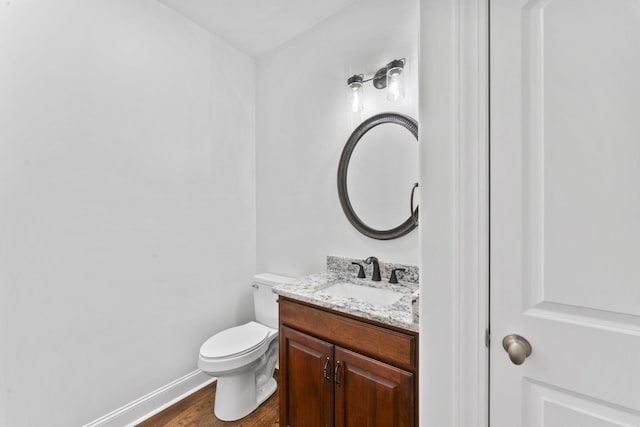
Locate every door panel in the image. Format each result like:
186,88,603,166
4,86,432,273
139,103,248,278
491,0,640,425
280,326,334,427
524,380,640,426
520,0,640,316
334,347,413,427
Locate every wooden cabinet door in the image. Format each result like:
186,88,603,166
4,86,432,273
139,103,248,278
334,347,414,427
280,326,334,427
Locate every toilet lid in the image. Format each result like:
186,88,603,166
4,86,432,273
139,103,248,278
200,322,269,359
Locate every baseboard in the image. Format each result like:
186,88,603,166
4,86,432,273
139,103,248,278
82,370,216,427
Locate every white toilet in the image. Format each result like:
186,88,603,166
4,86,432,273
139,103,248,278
198,273,293,421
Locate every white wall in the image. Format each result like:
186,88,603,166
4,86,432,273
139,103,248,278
256,0,419,276
0,1,255,426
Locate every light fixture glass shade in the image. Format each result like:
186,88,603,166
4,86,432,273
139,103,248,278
386,66,405,101
348,79,364,112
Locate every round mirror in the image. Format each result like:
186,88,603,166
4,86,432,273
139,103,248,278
337,112,419,240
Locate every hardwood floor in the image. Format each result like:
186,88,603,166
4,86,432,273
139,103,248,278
137,372,279,427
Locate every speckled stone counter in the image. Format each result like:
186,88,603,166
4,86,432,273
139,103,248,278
273,271,419,332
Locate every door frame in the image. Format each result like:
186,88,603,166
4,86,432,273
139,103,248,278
418,0,490,426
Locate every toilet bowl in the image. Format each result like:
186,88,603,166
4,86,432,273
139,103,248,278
198,273,293,421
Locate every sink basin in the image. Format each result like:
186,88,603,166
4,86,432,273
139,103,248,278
319,282,404,306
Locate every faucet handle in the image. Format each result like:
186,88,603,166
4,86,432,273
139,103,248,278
351,262,366,278
389,268,406,284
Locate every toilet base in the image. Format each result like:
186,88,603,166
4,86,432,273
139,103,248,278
256,376,277,407
213,373,277,421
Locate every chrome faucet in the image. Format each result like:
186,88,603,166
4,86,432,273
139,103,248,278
364,256,381,281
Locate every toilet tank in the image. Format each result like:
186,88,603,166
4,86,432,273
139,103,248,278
253,273,295,329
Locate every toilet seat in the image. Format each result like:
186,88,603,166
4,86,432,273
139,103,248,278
198,321,279,376
200,321,269,360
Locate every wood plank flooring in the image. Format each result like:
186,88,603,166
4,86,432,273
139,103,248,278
137,372,279,427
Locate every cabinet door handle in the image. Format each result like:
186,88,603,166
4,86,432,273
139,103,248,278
322,356,331,382
334,361,341,387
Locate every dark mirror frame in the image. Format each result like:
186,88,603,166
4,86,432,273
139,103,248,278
337,112,419,240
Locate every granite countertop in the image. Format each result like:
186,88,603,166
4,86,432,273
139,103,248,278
273,271,419,332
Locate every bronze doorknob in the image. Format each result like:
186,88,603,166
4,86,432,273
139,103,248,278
502,334,532,365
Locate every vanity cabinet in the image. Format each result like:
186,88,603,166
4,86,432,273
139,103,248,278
279,297,418,427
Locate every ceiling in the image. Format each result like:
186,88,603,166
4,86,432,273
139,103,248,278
157,0,361,57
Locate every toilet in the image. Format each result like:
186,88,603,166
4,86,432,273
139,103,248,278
198,273,293,421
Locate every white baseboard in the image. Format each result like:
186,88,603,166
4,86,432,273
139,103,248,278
82,370,216,427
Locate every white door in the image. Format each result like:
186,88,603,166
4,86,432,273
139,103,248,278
490,0,640,426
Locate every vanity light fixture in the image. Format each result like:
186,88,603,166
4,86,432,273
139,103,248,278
385,59,405,101
346,58,405,111
347,74,364,112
